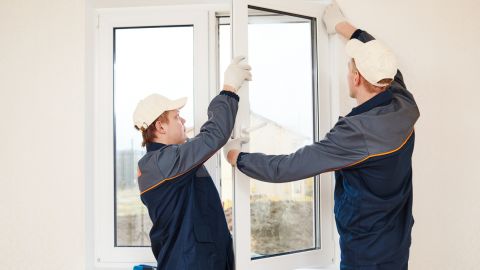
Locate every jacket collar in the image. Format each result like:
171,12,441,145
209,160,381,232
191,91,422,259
347,89,393,117
146,142,167,152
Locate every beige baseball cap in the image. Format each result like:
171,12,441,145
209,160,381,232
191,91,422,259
346,39,398,87
133,94,187,130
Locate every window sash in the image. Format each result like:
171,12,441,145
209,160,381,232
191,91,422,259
230,0,335,269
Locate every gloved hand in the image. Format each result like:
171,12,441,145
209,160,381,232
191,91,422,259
223,137,249,166
223,56,252,92
322,1,347,34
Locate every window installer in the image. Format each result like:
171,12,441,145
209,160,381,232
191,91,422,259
223,2,420,269
133,56,251,270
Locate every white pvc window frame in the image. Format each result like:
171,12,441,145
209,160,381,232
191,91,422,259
93,2,336,269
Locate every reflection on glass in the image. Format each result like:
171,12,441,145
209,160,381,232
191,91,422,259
218,8,317,258
114,26,194,246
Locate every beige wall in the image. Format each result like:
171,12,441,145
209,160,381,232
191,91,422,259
0,0,479,269
0,0,86,269
334,0,480,269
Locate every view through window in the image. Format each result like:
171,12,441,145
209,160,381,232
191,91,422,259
219,7,318,258
114,26,195,246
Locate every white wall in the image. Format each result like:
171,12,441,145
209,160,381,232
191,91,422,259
1,0,479,269
0,0,87,269
334,0,480,269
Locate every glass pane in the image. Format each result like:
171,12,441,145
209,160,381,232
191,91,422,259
114,26,194,247
218,9,318,258
247,8,316,258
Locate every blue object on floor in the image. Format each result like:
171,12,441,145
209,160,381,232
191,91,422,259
133,265,156,270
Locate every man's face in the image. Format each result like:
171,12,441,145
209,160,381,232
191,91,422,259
162,110,187,144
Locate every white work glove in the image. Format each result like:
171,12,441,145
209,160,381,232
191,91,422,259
322,1,347,34
223,56,252,92
223,137,249,166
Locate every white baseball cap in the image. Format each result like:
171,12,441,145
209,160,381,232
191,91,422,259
133,94,187,130
346,39,398,87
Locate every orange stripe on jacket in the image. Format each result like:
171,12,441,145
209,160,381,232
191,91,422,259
328,128,415,172
140,153,215,195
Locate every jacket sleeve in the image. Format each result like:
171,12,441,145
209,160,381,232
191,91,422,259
236,118,369,183
156,91,239,178
350,29,417,105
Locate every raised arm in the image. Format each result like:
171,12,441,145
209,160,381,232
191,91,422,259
170,91,240,171
326,5,416,104
155,57,251,178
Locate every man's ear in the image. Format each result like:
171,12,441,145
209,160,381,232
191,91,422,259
354,71,361,87
155,121,167,134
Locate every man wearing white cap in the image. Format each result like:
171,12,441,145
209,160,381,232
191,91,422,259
224,2,419,270
133,56,251,270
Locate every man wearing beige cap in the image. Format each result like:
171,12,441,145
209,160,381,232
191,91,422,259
133,56,251,270
224,2,419,270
